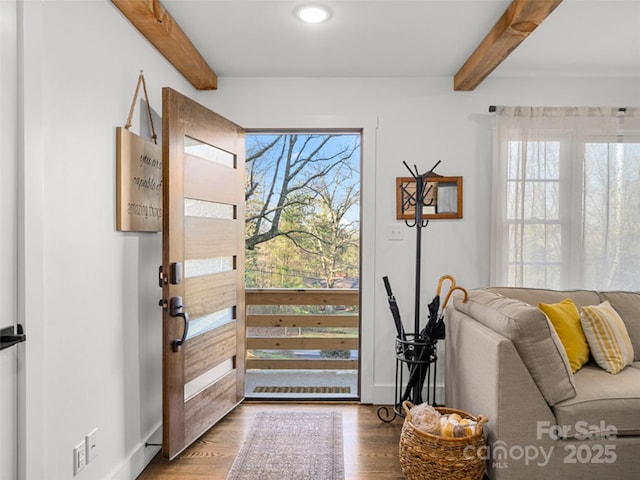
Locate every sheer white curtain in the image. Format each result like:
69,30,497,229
491,106,640,290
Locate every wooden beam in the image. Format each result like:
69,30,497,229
112,0,217,90
454,0,563,91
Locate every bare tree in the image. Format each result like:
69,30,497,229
245,134,359,250
285,162,360,288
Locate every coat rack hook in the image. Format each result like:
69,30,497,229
420,184,433,205
427,160,442,175
402,161,418,179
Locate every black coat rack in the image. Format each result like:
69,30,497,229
403,159,441,336
378,160,443,422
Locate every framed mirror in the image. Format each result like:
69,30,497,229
396,176,463,220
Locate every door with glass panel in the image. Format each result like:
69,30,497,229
161,87,245,459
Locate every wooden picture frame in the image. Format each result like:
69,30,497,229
396,176,463,220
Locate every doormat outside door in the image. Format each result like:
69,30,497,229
253,386,351,394
226,411,344,480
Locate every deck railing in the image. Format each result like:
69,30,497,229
245,288,359,370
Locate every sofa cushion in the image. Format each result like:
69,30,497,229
580,301,634,374
598,291,640,362
454,290,576,405
552,363,640,438
539,298,590,373
487,287,601,309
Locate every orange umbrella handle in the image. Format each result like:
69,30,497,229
436,275,456,297
442,285,469,310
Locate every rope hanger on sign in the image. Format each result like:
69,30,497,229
124,71,158,145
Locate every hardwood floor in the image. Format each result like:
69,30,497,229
137,402,406,480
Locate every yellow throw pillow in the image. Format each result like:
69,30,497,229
538,299,590,373
580,301,635,375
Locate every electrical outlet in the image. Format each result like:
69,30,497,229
74,440,86,475
388,225,404,241
86,428,98,463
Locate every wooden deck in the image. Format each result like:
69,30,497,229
137,402,405,479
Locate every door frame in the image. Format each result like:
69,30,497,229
15,1,47,478
1,3,20,477
245,118,376,403
243,129,363,399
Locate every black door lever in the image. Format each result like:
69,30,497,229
1,324,26,351
169,297,189,352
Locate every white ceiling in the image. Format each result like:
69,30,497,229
162,0,640,81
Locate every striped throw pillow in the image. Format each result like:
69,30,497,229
580,301,634,374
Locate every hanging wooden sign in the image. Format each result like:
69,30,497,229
116,127,162,231
116,71,162,232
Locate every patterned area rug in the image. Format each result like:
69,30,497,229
226,411,344,480
253,386,351,394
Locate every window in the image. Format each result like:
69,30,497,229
492,107,640,290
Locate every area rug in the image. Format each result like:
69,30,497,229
226,411,344,480
253,386,351,394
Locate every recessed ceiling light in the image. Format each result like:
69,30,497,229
295,4,332,24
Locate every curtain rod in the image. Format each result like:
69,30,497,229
488,105,627,113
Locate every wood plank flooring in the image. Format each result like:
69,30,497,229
137,402,405,479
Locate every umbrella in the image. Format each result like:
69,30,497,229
421,275,456,341
402,276,467,405
383,276,406,343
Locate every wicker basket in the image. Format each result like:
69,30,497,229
399,401,488,480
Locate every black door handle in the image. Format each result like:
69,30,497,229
169,297,189,352
1,324,26,351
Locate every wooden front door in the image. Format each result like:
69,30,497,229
161,87,245,459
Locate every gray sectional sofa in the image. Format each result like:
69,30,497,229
444,287,640,479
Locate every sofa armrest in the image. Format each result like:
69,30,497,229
445,306,556,449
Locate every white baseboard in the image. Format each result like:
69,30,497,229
108,424,162,480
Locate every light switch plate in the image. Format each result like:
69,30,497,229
388,225,404,241
74,440,86,475
86,428,98,463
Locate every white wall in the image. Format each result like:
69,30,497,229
194,75,638,405
17,1,639,479
21,2,191,479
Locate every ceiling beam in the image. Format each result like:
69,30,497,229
454,0,563,91
111,0,217,90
